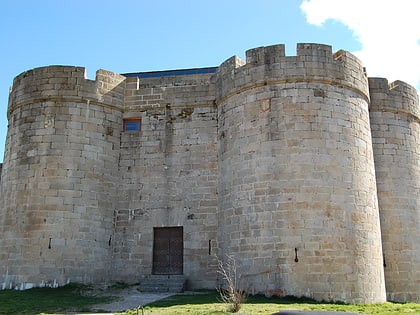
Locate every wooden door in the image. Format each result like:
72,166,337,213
152,227,183,275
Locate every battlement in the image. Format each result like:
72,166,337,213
368,77,419,119
243,43,335,66
245,44,286,65
216,43,369,102
8,66,125,117
1,43,418,303
296,43,333,58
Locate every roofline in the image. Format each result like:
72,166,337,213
122,67,218,79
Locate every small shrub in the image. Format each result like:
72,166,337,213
216,254,247,313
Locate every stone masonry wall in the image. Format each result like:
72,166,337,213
112,73,219,289
216,44,386,303
0,43,418,303
0,66,124,289
369,78,420,302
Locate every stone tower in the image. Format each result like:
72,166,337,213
0,66,125,288
369,78,420,302
216,44,386,303
0,43,418,304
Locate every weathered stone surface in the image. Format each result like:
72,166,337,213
0,43,418,304
368,78,420,302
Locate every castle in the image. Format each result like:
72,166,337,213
0,43,418,304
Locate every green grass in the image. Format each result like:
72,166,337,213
122,292,420,315
0,283,115,315
0,286,418,315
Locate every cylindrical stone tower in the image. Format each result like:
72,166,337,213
216,44,386,303
0,66,125,289
369,78,420,303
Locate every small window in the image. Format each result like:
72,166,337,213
123,118,141,131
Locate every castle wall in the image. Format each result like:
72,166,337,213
216,44,386,303
369,78,420,302
0,42,418,304
112,73,219,289
0,66,124,288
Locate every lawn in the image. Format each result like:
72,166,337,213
0,283,114,315
125,292,420,315
0,285,418,315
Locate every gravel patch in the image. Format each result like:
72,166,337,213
91,287,174,313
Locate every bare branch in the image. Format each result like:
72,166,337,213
215,254,247,313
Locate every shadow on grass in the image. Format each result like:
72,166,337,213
145,292,419,315
0,283,115,315
147,291,326,308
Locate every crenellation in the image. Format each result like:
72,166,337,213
368,75,419,302
296,43,333,58
245,44,286,65
0,42,418,303
369,78,420,121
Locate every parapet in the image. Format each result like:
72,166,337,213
246,44,286,65
8,65,125,118
216,43,369,102
368,77,419,120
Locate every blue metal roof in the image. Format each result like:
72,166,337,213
122,67,218,79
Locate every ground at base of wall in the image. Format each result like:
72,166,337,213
89,285,175,312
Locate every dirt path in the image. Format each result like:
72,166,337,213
81,285,174,314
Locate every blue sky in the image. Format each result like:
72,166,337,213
1,0,419,162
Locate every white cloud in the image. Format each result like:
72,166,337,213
301,0,420,91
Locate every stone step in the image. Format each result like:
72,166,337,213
137,275,185,293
